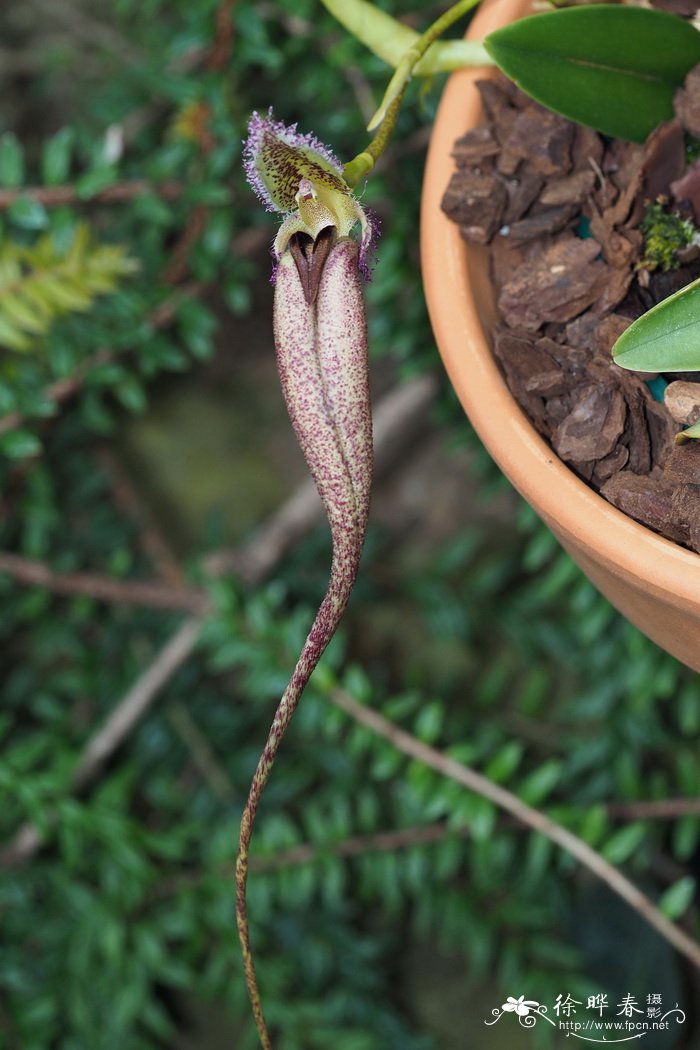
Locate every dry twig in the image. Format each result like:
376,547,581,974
0,180,185,209
149,797,700,904
0,552,208,614
329,687,700,971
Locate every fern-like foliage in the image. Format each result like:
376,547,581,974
0,223,138,352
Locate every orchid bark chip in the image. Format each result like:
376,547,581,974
238,111,374,1047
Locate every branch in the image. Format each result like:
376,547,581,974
254,797,700,870
150,799,700,903
252,820,458,872
0,180,185,210
207,0,237,72
149,821,464,902
1,375,436,615
607,798,700,821
0,553,208,614
328,687,700,971
0,375,439,867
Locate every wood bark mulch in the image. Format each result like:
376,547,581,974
441,67,700,554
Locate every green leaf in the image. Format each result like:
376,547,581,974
0,224,137,352
484,6,700,143
132,193,173,226
115,376,147,413
224,280,252,316
1,293,48,334
518,759,562,805
0,133,24,187
0,312,32,352
485,741,523,783
523,831,553,883
414,700,443,744
37,274,92,311
75,166,118,199
178,297,216,359
0,430,42,459
8,197,50,231
578,804,607,847
42,128,74,186
673,815,700,860
613,277,700,372
658,876,695,920
676,419,700,444
602,822,647,865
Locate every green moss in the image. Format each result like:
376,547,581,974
639,202,696,272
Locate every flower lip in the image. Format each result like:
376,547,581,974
289,228,337,306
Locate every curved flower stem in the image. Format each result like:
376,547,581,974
343,0,484,187
235,533,364,1047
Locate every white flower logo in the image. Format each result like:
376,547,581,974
502,995,540,1017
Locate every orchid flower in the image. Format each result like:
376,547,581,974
238,111,374,1048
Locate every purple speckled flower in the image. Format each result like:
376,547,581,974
244,109,374,272
237,112,373,1050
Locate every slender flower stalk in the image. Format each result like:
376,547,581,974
239,113,373,1047
343,0,483,188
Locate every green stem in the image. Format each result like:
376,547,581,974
343,96,403,188
343,0,484,188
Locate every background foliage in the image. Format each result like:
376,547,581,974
0,2,699,1048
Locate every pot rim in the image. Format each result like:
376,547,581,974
420,0,700,614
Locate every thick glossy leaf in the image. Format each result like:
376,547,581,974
613,277,700,373
484,6,700,143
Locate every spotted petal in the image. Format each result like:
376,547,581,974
244,110,348,213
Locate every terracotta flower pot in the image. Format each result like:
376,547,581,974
421,0,700,672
